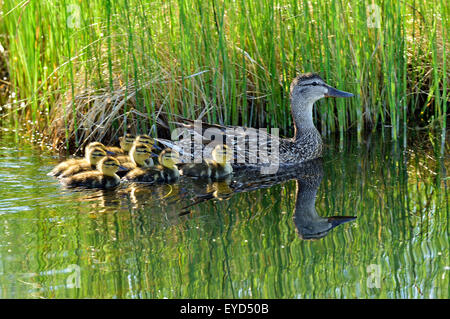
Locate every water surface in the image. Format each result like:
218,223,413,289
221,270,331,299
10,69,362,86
0,129,448,298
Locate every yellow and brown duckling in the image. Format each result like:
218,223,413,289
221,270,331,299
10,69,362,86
48,142,108,177
60,156,123,189
179,144,233,179
59,147,107,178
123,149,180,183
117,143,154,178
118,133,136,153
115,134,158,165
136,134,161,166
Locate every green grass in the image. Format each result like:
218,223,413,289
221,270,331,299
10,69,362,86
0,0,448,150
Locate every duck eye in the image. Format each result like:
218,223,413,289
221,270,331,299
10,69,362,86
311,82,318,86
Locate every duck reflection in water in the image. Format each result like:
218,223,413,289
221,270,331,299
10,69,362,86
181,158,356,240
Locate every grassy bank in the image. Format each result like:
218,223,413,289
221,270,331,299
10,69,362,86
0,0,448,151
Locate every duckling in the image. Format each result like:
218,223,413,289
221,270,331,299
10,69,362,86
118,133,136,153
179,144,233,179
60,156,122,189
115,134,156,165
135,134,161,166
123,149,180,183
135,134,156,148
48,142,108,177
59,147,107,178
117,143,153,178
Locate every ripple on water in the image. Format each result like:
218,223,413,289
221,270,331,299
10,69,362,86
0,131,448,298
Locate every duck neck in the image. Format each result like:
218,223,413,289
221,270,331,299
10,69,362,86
291,99,317,140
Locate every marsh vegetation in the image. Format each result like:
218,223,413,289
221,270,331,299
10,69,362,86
0,0,447,151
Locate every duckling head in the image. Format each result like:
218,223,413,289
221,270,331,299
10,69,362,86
135,135,155,148
119,133,136,152
130,143,152,166
97,157,121,176
211,144,233,166
85,141,106,155
159,149,180,169
88,147,107,165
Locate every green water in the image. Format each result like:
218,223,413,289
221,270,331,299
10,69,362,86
0,129,448,299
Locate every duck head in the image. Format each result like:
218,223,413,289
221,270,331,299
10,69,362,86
290,73,353,130
135,135,161,150
290,73,353,103
119,133,136,152
159,149,181,169
86,147,107,165
130,143,153,166
97,157,121,176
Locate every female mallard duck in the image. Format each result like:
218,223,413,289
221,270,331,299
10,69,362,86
48,142,108,177
123,149,180,183
179,144,233,179
117,143,153,177
157,73,353,171
59,147,107,178
60,156,122,189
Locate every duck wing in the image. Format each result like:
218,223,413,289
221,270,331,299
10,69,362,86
156,118,285,168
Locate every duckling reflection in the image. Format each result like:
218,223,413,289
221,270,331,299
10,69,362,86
71,189,122,214
179,177,233,215
121,183,182,209
180,159,356,239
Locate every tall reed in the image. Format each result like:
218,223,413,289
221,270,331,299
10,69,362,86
0,0,447,150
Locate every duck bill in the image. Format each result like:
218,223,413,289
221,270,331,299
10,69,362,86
105,150,116,155
328,216,357,228
325,85,354,98
117,165,128,172
152,144,162,151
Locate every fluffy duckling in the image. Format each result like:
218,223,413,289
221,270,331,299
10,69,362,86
137,135,161,166
135,134,156,148
60,156,122,189
118,133,136,153
117,143,153,178
48,142,108,177
179,144,233,179
115,134,156,165
123,149,180,183
59,147,107,178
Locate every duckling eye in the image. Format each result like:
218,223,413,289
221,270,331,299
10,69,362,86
311,82,319,86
